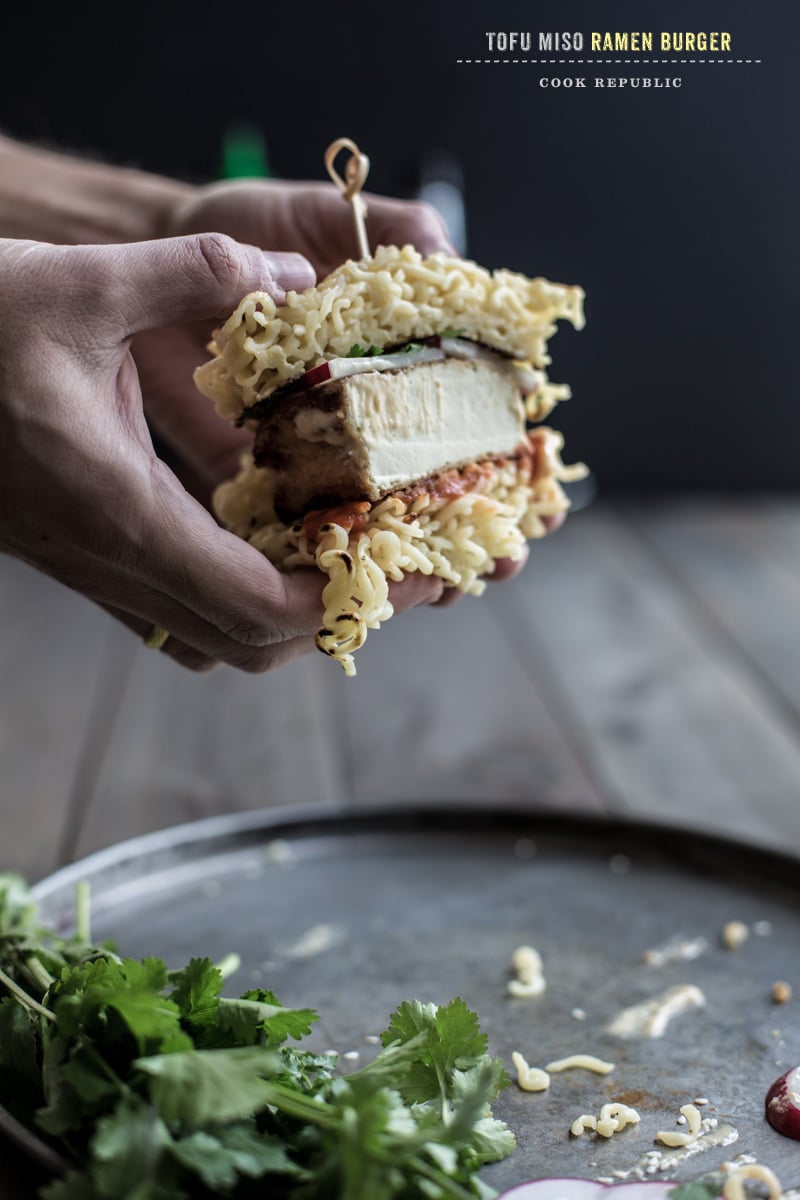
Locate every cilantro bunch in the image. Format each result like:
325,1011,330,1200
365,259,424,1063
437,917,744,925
0,874,514,1200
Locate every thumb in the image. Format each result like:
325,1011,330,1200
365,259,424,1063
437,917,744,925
73,234,315,337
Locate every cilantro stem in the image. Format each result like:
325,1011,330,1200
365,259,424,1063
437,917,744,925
26,954,55,992
259,1081,341,1130
75,880,91,944
409,1155,480,1199
435,1062,451,1124
84,1041,129,1095
0,964,55,1020
215,952,241,979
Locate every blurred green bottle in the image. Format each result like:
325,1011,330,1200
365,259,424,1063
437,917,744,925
220,123,272,179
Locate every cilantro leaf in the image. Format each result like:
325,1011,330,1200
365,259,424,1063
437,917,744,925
61,1047,121,1109
40,1172,101,1200
51,958,182,1053
668,1184,722,1200
381,997,489,1106
134,1046,280,1126
438,327,468,338
217,990,317,1046
170,1121,298,1189
448,1063,515,1163
168,957,222,1027
37,1030,84,1136
0,995,40,1087
106,993,182,1053
90,1094,172,1198
347,343,383,357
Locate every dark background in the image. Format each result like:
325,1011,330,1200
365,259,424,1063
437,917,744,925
1,0,796,492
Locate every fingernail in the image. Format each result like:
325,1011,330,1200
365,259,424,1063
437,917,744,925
263,251,316,301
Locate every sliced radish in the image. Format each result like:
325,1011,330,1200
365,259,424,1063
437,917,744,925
301,361,333,388
438,336,487,359
301,346,444,389
765,1065,800,1139
497,1180,679,1200
295,336,540,396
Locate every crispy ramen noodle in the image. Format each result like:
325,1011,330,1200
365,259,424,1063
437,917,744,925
545,1054,615,1074
511,1051,551,1092
571,1102,641,1139
723,1164,782,1200
194,244,585,422
214,428,582,675
656,1103,703,1147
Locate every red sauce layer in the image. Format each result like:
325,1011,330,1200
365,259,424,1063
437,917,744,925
302,501,371,544
300,435,539,544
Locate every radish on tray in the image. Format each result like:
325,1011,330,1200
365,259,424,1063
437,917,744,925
497,1180,682,1200
765,1065,800,1139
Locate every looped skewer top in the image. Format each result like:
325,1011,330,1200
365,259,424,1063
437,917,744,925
324,137,371,260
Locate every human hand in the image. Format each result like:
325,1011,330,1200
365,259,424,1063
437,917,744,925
134,180,454,491
0,235,445,672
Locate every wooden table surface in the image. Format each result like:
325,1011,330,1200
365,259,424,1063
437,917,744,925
1,496,799,1195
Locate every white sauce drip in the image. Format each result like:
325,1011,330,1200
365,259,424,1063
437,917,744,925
643,936,709,967
607,984,706,1039
280,923,344,959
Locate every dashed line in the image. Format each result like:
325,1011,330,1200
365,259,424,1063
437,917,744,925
455,58,762,64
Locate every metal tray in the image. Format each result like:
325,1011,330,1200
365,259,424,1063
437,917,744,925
3,806,800,1192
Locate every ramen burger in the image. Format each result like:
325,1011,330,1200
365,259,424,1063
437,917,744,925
194,244,586,675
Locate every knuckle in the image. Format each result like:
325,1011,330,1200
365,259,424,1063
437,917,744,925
230,642,301,674
191,232,247,293
239,652,277,675
168,647,219,673
216,615,278,649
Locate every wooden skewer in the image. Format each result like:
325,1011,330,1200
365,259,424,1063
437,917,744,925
324,137,371,260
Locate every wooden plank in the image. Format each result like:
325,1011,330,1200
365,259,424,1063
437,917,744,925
0,557,121,881
490,504,800,850
628,498,800,719
338,573,605,812
70,642,346,860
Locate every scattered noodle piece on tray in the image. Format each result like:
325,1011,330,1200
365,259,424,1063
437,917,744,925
545,1054,615,1074
571,1102,640,1138
512,1051,551,1092
723,1164,782,1200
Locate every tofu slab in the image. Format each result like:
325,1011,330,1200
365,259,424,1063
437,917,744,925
253,357,527,519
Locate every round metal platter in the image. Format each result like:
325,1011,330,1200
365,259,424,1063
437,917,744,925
3,806,800,1192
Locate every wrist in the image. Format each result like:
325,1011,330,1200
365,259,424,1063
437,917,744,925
0,135,195,244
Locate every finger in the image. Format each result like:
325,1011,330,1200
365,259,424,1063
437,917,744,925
430,586,462,610
260,250,316,294
489,545,530,583
69,235,315,336
98,583,320,673
96,603,220,672
99,528,325,660
485,515,566,585
133,325,251,485
366,195,456,257
542,511,566,535
387,571,446,613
